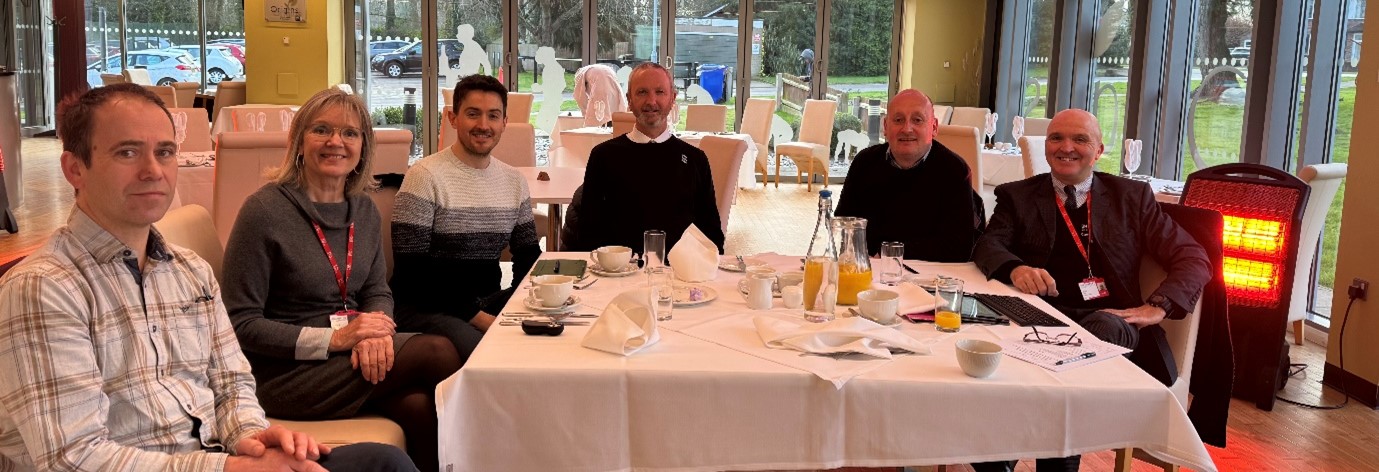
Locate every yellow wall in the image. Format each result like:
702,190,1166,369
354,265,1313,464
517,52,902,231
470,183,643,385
904,0,987,106
243,0,344,105
1327,28,1379,384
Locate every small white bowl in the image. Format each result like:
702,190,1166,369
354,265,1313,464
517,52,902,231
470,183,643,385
955,338,1003,379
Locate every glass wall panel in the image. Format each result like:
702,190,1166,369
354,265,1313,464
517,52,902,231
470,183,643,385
1023,0,1056,119
752,0,818,180
1311,0,1366,319
673,0,743,132
365,0,424,152
1181,0,1256,176
434,0,504,159
519,0,583,164
123,2,208,88
825,0,894,163
84,1,127,86
1091,0,1135,174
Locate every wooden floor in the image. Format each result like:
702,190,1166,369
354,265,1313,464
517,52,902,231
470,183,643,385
4,137,1378,471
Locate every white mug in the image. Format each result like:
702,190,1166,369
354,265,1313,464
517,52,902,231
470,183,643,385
743,272,774,310
591,245,632,272
856,289,900,325
781,285,804,309
532,275,575,307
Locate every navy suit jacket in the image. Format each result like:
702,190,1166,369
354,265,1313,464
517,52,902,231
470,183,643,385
974,172,1210,316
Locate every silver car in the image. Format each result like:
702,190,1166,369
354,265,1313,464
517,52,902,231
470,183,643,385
86,50,201,87
167,45,245,84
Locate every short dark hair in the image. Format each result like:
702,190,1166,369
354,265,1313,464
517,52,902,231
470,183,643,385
452,74,508,113
57,83,172,167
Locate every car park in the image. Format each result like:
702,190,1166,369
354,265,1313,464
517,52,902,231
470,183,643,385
369,40,411,59
166,44,245,83
86,50,200,88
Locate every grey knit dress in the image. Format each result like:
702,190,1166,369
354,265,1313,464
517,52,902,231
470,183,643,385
222,183,414,420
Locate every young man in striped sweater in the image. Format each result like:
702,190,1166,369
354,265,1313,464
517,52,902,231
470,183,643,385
391,74,542,360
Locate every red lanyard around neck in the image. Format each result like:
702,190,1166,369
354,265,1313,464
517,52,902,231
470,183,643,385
312,221,355,310
1054,190,1093,276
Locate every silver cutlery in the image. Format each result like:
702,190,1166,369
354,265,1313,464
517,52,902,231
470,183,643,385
736,255,747,271
575,279,599,290
503,313,599,319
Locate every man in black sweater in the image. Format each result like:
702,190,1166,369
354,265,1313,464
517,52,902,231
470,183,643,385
834,89,985,262
568,62,725,254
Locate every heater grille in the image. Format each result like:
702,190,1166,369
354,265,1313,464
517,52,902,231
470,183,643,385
1183,178,1303,309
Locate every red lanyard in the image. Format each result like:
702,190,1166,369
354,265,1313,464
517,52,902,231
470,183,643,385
312,221,355,310
1054,190,1094,276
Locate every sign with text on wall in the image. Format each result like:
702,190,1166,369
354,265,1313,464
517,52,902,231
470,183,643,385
265,0,306,23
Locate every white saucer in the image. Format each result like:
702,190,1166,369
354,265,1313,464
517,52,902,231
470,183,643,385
673,283,718,307
590,263,639,277
718,256,765,272
523,294,582,313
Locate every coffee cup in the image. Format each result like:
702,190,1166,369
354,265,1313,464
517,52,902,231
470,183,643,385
781,285,804,309
532,275,575,307
591,246,633,272
955,339,1003,379
856,289,900,325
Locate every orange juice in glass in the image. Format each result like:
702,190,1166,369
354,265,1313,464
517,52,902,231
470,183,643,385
934,277,964,333
836,262,873,305
803,257,836,312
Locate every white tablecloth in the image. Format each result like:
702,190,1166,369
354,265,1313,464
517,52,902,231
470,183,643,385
982,148,1025,187
436,253,1217,471
210,104,299,138
171,151,216,210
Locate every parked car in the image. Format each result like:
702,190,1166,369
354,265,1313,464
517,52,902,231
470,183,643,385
86,50,200,88
166,44,245,83
217,43,247,65
208,38,246,47
369,40,410,59
86,45,105,66
126,36,172,51
370,40,463,78
1229,47,1251,59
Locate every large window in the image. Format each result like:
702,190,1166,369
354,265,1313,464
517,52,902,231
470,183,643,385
1023,0,1056,118
1091,0,1136,175
1181,0,1256,176
81,0,245,93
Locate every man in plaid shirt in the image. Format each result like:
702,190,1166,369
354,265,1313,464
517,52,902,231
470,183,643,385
0,84,415,471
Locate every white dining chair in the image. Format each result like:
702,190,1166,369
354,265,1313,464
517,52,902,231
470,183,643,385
935,124,993,217
1018,135,1050,178
684,104,728,133
931,104,953,125
1286,163,1347,345
739,98,777,187
698,135,749,233
168,108,214,153
1022,117,1051,136
774,99,837,191
949,106,990,131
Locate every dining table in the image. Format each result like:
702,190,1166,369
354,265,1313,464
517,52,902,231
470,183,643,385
435,252,1217,472
517,166,585,251
210,104,299,138
170,151,216,211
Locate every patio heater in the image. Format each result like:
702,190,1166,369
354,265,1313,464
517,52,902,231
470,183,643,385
1181,163,1309,411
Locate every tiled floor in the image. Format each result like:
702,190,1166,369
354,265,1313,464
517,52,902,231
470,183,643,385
3,137,1378,471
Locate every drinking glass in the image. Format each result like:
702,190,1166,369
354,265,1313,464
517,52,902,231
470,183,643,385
879,241,905,285
648,266,675,321
643,230,666,272
934,277,964,333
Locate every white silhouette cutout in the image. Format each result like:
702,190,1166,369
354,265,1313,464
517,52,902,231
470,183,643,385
454,24,491,78
532,47,565,133
770,114,794,151
833,129,870,163
172,112,188,146
684,83,714,105
440,47,462,88
616,65,633,91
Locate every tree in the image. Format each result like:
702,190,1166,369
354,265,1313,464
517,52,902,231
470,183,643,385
759,3,813,77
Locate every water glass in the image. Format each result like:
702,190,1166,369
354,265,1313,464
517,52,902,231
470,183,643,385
879,241,905,284
648,266,675,321
643,230,667,271
934,277,964,333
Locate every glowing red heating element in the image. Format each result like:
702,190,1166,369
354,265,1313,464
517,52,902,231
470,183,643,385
1184,180,1301,309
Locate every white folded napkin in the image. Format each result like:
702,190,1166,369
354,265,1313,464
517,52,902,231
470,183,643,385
668,224,719,282
754,316,931,360
581,289,661,356
894,281,937,315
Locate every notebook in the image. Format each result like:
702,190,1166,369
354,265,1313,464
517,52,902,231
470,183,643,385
530,259,588,278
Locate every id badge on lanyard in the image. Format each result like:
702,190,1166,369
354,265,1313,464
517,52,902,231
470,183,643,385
330,310,360,329
313,220,358,324
1056,190,1108,301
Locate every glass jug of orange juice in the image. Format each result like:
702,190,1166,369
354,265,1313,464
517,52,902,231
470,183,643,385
832,217,872,305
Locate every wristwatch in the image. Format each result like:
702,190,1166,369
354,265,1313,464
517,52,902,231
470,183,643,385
1146,294,1178,319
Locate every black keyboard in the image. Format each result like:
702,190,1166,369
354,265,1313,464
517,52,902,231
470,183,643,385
969,293,1068,327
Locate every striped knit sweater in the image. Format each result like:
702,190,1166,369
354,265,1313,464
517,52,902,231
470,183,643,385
390,147,541,319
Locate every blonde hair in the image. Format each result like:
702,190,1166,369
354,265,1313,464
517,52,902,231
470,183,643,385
272,88,378,194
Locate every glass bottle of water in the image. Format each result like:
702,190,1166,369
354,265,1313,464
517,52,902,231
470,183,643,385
803,190,839,321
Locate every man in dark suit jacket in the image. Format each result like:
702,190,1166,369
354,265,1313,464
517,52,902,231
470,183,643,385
971,109,1211,472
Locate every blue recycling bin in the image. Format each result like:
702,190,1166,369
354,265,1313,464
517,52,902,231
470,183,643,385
697,64,726,104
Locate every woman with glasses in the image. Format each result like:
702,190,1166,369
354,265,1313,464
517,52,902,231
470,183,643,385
221,88,457,471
